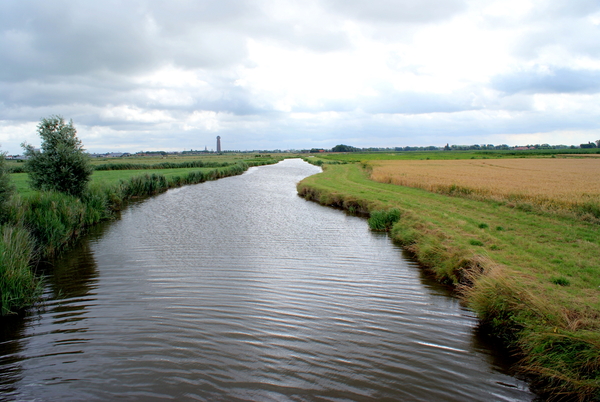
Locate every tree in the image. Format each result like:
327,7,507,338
22,116,93,197
332,144,358,152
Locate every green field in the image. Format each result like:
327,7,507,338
298,160,600,400
9,154,284,196
317,148,600,162
11,167,232,196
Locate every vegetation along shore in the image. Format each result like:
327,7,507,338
298,151,600,401
0,117,282,317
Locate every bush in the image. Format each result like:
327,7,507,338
22,116,93,198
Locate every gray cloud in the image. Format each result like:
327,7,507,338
0,0,599,154
492,68,600,94
0,1,254,82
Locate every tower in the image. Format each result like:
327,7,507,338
216,136,221,153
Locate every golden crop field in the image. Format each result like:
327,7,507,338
369,158,600,219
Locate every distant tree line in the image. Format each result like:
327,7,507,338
331,144,360,152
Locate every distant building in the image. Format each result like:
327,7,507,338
217,136,221,153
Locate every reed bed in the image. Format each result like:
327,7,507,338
370,159,600,221
94,159,231,171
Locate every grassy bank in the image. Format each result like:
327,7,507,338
1,157,280,315
298,162,600,400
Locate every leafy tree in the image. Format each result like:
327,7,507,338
22,116,93,197
332,144,358,152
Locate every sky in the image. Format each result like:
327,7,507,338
1,0,600,154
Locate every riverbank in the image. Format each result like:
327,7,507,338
297,162,600,400
1,158,281,316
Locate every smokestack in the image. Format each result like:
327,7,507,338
216,136,221,153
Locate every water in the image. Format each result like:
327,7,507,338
0,159,535,401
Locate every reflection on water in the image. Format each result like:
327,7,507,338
0,159,535,401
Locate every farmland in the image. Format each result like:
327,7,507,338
298,153,600,400
369,158,600,222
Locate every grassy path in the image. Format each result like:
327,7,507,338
298,163,600,400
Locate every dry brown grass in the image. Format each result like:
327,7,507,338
370,159,600,220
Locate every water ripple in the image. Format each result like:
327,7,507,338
0,159,534,401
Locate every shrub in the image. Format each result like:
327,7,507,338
22,116,93,198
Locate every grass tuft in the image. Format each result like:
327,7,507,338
551,277,571,287
368,208,401,231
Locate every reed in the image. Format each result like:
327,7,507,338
0,225,40,315
94,160,231,171
17,191,86,255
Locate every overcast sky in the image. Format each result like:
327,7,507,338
1,0,599,153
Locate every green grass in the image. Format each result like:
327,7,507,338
11,166,253,196
368,209,401,231
316,148,600,163
6,153,284,172
0,225,41,316
297,163,600,400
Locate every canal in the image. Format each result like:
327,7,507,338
0,159,534,401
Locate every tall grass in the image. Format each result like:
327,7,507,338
94,159,231,171
0,225,40,315
17,192,86,255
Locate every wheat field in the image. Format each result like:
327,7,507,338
370,158,600,219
